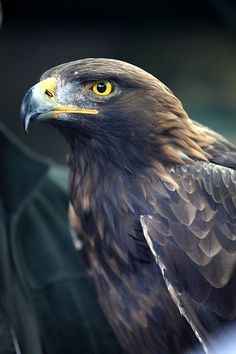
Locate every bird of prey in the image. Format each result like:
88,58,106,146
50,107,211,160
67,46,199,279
21,58,236,354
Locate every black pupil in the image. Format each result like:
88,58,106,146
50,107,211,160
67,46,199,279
97,82,107,93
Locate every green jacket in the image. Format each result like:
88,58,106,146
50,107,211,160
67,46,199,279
0,124,122,354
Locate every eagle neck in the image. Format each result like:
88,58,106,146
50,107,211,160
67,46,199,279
67,139,140,218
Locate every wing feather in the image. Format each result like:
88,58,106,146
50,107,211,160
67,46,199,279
141,161,236,323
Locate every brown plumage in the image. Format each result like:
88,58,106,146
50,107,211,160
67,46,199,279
21,58,236,354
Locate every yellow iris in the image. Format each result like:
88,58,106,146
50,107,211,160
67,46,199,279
89,81,113,96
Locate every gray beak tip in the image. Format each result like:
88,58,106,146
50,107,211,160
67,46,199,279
20,88,33,134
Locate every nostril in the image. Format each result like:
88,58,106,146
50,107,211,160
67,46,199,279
45,89,53,97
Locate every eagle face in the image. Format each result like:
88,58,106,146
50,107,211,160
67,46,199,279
21,58,159,129
21,58,195,172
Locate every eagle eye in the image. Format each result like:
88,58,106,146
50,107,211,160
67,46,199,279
86,80,113,96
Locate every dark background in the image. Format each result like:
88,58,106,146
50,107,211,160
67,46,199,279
1,0,236,164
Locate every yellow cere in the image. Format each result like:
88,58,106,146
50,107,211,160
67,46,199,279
35,77,99,116
90,81,113,96
39,77,57,98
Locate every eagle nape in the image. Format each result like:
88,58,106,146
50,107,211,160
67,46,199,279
21,58,236,354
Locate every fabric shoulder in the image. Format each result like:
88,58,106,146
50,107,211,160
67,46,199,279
48,163,69,192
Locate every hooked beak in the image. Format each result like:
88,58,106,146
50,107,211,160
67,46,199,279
20,77,99,133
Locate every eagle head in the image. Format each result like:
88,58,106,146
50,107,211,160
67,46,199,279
21,58,212,174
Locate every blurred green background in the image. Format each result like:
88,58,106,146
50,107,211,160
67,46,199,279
1,0,236,164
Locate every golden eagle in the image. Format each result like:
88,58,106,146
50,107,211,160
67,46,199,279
21,58,236,354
